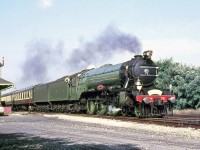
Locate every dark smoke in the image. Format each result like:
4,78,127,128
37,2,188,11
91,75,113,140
20,25,141,86
67,26,141,72
21,40,64,85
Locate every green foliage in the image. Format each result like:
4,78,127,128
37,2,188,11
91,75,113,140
155,58,200,109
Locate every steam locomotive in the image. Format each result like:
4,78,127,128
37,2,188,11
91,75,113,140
0,50,175,117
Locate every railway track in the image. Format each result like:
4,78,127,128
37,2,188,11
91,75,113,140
140,116,200,129
62,113,200,129
15,111,200,129
95,114,200,129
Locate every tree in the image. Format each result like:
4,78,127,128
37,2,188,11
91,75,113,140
155,58,200,109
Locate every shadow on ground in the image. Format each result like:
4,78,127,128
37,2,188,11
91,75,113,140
0,133,141,150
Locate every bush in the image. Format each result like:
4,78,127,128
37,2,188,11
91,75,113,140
155,58,200,109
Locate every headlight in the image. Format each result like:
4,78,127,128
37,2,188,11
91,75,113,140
143,97,150,104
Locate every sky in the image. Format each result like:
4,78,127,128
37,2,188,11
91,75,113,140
0,0,200,89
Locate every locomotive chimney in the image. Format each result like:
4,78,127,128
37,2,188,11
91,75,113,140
2,57,4,66
143,50,153,59
0,57,4,85
0,57,4,67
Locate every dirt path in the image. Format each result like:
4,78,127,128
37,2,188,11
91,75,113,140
0,113,199,150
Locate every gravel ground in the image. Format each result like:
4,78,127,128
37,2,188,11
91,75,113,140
0,112,199,150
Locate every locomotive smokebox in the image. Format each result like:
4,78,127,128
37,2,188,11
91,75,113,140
121,50,157,87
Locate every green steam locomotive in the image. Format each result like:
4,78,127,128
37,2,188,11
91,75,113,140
0,50,175,117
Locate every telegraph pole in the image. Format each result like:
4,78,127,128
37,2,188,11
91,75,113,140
0,57,4,96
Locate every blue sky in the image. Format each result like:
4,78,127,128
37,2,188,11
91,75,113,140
0,0,200,88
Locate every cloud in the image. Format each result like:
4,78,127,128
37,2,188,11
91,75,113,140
38,0,53,9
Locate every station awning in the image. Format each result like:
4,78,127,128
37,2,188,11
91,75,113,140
0,78,14,91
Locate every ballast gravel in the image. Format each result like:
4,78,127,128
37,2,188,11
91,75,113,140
0,112,199,150
43,113,200,140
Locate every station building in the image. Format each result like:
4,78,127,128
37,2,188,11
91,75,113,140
0,58,14,95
